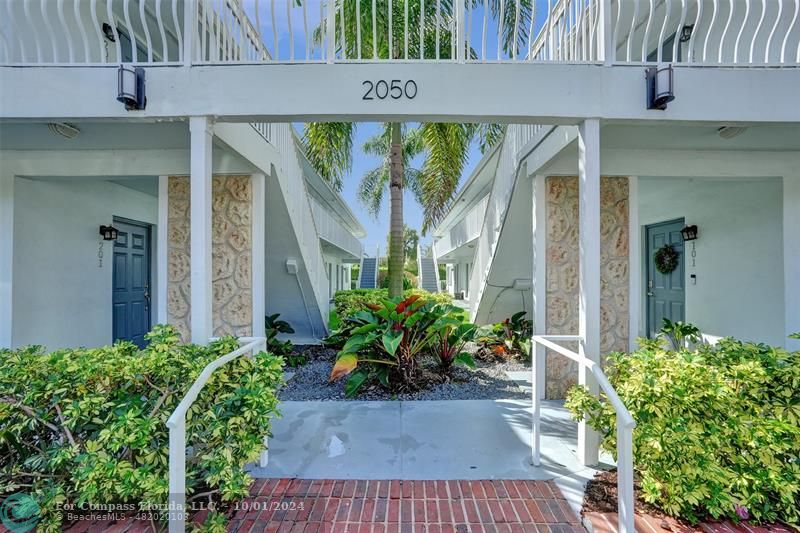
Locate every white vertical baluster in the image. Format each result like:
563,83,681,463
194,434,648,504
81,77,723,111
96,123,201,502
460,0,468,60
526,0,535,60
357,0,362,59
4,1,19,62
497,0,505,59
122,0,136,61
156,0,169,61
326,0,335,61
657,0,672,63
40,0,57,61
765,0,784,64
627,0,639,61
271,0,278,59
734,0,750,63
76,0,91,61
481,0,487,59
373,0,378,58
140,0,154,62
436,0,441,58
56,0,72,62
546,0,553,59
173,0,184,62
749,0,766,63
703,0,718,62
255,0,262,57
613,0,622,62
687,0,701,63
389,0,393,59
23,0,42,62
672,0,686,62
286,0,294,60
106,0,122,61
781,0,799,63
641,0,653,61
405,0,409,58
512,0,520,59
302,0,309,60
340,1,346,58
719,0,734,63
420,0,425,58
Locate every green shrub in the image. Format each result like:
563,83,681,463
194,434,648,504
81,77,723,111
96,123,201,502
0,325,284,531
332,288,452,320
566,334,800,525
265,313,296,360
476,311,533,360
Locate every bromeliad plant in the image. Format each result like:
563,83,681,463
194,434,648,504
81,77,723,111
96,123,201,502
477,311,533,360
329,295,437,396
427,304,477,371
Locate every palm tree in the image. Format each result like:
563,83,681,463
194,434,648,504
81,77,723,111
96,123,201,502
304,0,531,297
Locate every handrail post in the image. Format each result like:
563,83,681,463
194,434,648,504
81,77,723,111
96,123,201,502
599,0,614,64
617,422,634,533
183,0,197,66
530,339,541,466
168,421,187,533
456,0,466,62
326,0,336,63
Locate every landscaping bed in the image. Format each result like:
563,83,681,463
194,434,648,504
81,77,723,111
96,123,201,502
279,343,530,401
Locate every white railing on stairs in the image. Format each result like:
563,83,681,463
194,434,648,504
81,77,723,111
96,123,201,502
166,336,267,533
531,334,636,533
2,0,798,65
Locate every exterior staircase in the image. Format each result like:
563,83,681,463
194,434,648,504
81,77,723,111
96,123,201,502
419,256,440,293
358,257,378,289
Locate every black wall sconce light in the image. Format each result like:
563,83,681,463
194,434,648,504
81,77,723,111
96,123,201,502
681,224,698,241
117,65,146,111
99,225,119,241
646,64,675,110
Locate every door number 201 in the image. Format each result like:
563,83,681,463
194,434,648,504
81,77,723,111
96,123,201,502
362,79,418,100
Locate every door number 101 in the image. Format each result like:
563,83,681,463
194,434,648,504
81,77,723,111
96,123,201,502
362,79,418,100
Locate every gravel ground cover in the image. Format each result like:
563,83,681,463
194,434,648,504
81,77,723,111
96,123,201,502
279,344,530,401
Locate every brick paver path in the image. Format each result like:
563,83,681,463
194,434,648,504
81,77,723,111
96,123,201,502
58,479,583,532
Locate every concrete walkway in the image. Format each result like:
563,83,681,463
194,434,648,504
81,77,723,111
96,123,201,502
250,400,612,516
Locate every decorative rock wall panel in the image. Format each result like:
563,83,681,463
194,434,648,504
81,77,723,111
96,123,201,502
545,176,629,399
167,176,253,341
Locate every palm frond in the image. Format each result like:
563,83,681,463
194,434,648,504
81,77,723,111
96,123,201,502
419,122,471,233
302,122,356,192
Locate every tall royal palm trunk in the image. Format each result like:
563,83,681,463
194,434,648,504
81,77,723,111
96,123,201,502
388,122,404,298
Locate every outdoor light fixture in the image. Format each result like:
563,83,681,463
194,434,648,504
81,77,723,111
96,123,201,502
99,225,119,241
646,64,675,110
679,24,694,43
681,224,698,241
117,65,146,111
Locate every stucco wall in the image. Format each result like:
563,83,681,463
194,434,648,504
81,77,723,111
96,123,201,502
545,176,630,399
12,178,157,348
167,176,253,341
638,177,784,345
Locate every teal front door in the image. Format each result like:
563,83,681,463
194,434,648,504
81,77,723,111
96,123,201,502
646,218,685,337
112,219,152,348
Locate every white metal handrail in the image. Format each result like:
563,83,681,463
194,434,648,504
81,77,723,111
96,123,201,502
530,334,636,533
166,336,267,533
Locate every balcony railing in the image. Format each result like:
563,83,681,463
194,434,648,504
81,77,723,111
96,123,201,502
309,195,364,259
1,0,797,65
434,194,489,258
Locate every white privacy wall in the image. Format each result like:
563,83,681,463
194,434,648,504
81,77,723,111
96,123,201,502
638,177,784,346
12,178,157,349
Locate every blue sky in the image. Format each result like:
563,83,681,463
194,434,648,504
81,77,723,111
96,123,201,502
242,0,552,251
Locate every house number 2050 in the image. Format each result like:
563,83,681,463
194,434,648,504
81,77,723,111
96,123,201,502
362,80,418,100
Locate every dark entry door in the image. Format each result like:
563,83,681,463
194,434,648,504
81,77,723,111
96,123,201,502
646,218,685,337
112,219,151,348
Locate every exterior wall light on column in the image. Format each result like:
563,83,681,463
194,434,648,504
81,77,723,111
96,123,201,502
117,65,146,111
99,225,119,240
681,224,698,241
645,65,675,110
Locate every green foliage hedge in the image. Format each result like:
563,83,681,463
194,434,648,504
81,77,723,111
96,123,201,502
0,325,284,531
332,288,452,320
566,336,800,525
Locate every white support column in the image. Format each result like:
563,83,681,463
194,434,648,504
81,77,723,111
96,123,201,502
578,119,601,466
531,173,547,466
628,176,641,350
189,117,213,344
785,175,800,350
0,173,13,348
252,173,266,339
157,176,169,325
